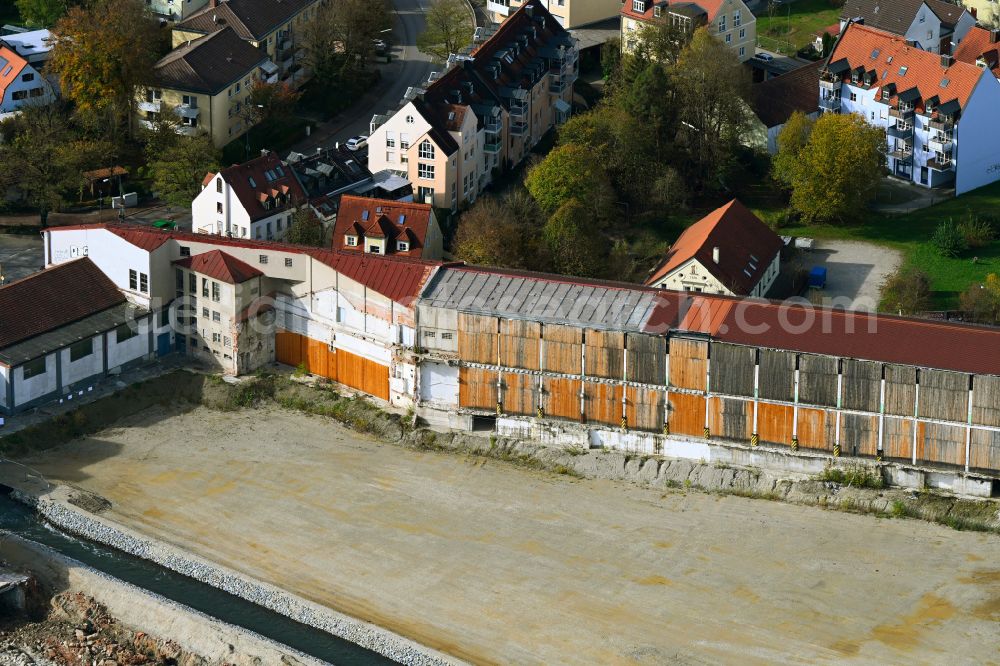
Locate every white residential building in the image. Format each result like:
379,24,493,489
839,0,975,55
0,45,55,115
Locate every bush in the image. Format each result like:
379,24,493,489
931,218,969,258
879,266,931,315
818,463,885,489
957,214,996,249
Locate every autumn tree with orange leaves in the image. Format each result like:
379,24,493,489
48,0,161,137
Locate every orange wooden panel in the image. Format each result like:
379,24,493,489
503,372,536,415
337,349,365,393
797,407,832,452
275,331,303,368
667,392,706,437
584,381,622,426
459,367,498,410
707,397,751,441
363,357,390,401
306,338,328,378
627,386,664,432
757,402,794,446
544,376,582,421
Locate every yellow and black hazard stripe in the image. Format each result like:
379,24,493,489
833,443,841,457
750,433,759,447
791,437,799,452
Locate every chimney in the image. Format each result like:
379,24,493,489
261,148,270,157
525,3,534,17
941,53,954,67
992,29,1000,44
712,247,720,265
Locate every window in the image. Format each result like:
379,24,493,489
216,178,223,193
216,202,223,214
189,273,196,293
386,132,396,147
202,307,210,318
277,218,283,231
175,268,184,294
212,332,222,343
441,332,454,340
259,255,268,264
725,33,731,43
224,336,232,348
212,311,221,322
212,282,220,302
129,269,138,290
418,140,435,159
740,28,745,39
69,339,93,362
369,244,381,254
405,114,414,123
21,72,34,82
140,273,148,294
159,309,170,327
418,163,435,179
346,235,358,246
397,241,409,252
115,323,138,343
22,357,46,379
424,331,436,338
202,278,209,297
386,151,395,163
739,46,745,57
850,92,858,101
11,90,26,100
718,16,726,32
632,0,645,11
180,246,191,257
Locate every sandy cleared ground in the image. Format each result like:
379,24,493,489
19,406,1000,664
807,240,903,311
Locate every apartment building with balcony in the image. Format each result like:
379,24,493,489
820,21,1000,195
368,1,577,210
487,0,621,28
839,0,974,55
148,0,210,21
141,27,274,147
173,0,321,87
621,0,756,62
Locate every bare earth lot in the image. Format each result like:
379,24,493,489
19,406,1000,664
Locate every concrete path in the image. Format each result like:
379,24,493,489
19,405,1000,665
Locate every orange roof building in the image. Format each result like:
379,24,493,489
821,21,1000,195
0,45,55,115
332,195,443,260
646,200,783,298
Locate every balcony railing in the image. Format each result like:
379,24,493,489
486,0,510,15
887,123,913,139
509,103,528,119
819,96,841,111
484,138,502,153
138,100,161,113
510,120,528,136
888,106,914,119
928,154,954,170
175,104,200,119
929,118,955,131
928,133,953,152
888,146,913,161
819,78,842,91
485,119,502,134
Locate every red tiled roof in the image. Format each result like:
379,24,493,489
216,152,307,223
621,0,721,24
953,26,1000,78
0,258,125,351
750,61,822,128
0,46,29,104
646,200,783,295
828,22,984,111
173,249,263,284
332,195,434,258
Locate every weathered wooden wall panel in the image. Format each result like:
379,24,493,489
971,375,1000,427
841,359,881,412
502,372,536,416
667,392,706,436
757,402,794,446
797,407,834,452
363,356,390,401
668,338,708,391
922,422,966,467
626,386,664,432
544,376,582,421
337,349,387,399
758,349,795,402
499,319,540,370
841,413,878,457
275,330,303,368
626,333,667,385
709,343,755,397
918,369,969,423
969,429,1000,473
459,367,497,410
457,313,498,364
884,365,917,417
583,381,622,426
882,417,913,461
584,329,625,380
797,354,839,407
542,324,583,375
708,397,751,441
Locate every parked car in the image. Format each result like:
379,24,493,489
373,39,388,55
345,135,368,152
755,52,774,63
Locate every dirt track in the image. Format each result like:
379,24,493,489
19,405,1000,664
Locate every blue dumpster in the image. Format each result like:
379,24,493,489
808,266,827,289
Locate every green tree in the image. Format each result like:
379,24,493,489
524,144,614,217
417,0,472,60
301,0,389,86
670,27,752,192
247,81,301,124
16,0,72,27
931,218,969,258
635,14,693,64
879,266,931,315
285,207,327,247
453,192,542,269
787,113,885,224
617,63,677,163
960,274,1000,323
148,134,221,208
49,0,159,136
772,110,815,188
543,199,606,277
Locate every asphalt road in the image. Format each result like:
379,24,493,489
291,0,439,154
0,234,43,284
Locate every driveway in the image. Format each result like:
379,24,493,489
802,240,903,311
291,0,439,153
0,233,43,284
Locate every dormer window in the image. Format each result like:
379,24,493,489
346,235,358,247
397,241,409,252
632,0,646,12
653,5,661,17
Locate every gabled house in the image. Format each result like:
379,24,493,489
838,0,974,54
0,45,55,115
332,196,443,259
953,26,1000,80
140,27,275,147
172,0,322,87
193,151,307,239
620,0,756,62
820,21,1000,194
645,199,782,297
487,0,623,29
369,1,578,210
749,60,822,153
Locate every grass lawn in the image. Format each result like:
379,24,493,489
756,0,841,53
747,181,1000,309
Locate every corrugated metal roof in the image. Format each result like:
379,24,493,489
420,267,660,332
306,249,444,306
173,249,263,284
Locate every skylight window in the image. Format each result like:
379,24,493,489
398,214,406,225
871,48,881,59
248,176,256,187
361,210,370,221
887,56,893,64
899,65,908,75
941,78,950,87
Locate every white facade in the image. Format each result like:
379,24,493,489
149,0,210,20
0,61,55,114
192,174,297,241
649,254,780,297
44,228,159,308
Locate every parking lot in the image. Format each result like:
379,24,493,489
801,240,903,311
0,233,43,284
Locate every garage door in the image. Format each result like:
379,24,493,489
420,362,459,405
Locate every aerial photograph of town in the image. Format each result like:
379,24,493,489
0,0,998,662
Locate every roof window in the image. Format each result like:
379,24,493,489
248,176,256,187
899,66,908,76
940,78,950,87
362,210,370,221
398,214,405,225
871,48,880,59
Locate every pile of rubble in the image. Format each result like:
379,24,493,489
1,593,200,666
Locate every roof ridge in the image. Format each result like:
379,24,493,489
0,256,86,290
